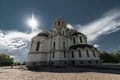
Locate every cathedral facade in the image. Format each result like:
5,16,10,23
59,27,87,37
26,17,100,68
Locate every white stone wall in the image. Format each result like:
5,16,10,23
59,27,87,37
68,39,72,49
50,51,68,61
77,34,87,44
69,48,99,61
28,32,99,63
27,53,48,61
30,37,49,52
71,34,87,45
59,36,67,50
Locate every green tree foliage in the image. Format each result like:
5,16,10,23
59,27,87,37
0,53,14,66
99,51,120,63
14,62,21,66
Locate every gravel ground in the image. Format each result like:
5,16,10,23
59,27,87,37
0,66,120,80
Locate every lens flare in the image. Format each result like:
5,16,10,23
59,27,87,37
27,14,38,31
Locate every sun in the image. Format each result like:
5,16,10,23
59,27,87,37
27,14,38,30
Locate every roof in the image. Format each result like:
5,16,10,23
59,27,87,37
52,17,66,24
54,17,64,21
37,33,49,37
69,44,96,50
71,32,83,36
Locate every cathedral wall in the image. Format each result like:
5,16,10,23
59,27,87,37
68,39,72,49
27,53,47,62
51,36,59,50
57,51,68,60
47,39,52,52
50,51,68,61
59,36,67,50
26,17,100,68
30,40,37,52
71,34,87,45
50,51,61,61
69,48,99,61
41,39,49,52
77,34,87,44
30,37,49,52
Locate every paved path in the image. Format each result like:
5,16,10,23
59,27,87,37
0,66,120,80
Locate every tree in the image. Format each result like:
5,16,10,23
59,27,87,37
109,53,119,63
99,51,119,63
99,51,110,63
0,53,14,66
115,51,120,63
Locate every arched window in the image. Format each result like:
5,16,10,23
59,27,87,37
53,42,55,49
64,51,66,58
86,49,90,57
78,49,82,57
79,36,83,43
36,41,40,51
53,52,55,58
73,38,76,44
58,21,60,25
63,41,65,49
92,49,96,57
63,31,64,35
71,51,74,58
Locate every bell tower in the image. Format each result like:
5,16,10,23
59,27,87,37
52,17,67,35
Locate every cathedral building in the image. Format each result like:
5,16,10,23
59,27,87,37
26,17,100,68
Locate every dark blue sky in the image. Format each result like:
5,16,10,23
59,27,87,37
0,0,120,56
1,0,120,30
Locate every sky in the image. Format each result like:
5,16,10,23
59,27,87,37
0,0,120,62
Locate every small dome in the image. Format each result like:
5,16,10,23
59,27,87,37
37,33,49,37
71,32,83,36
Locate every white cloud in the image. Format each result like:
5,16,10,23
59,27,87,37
0,25,42,62
93,44,100,48
67,24,74,29
0,29,41,51
10,55,15,58
76,9,120,42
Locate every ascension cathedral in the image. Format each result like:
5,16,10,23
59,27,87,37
26,17,100,69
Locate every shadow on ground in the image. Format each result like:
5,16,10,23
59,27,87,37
28,65,120,74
